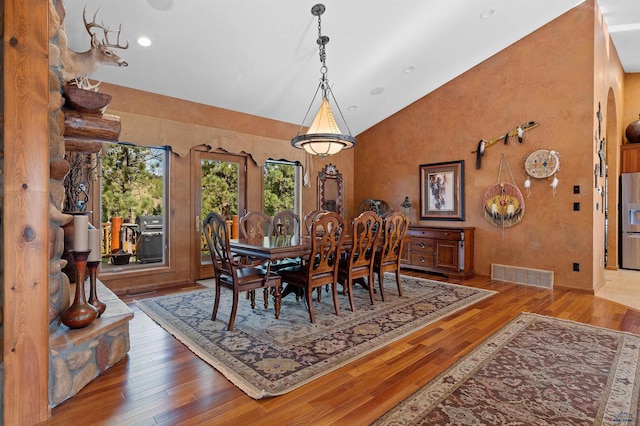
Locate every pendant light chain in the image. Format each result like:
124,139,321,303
317,12,329,97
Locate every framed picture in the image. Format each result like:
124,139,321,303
420,160,465,221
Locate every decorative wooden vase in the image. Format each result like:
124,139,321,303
87,260,106,317
627,114,640,144
61,250,98,328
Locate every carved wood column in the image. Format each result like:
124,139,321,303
4,0,51,423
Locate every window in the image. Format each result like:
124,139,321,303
263,160,302,217
100,143,168,269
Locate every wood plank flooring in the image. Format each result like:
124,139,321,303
39,271,640,425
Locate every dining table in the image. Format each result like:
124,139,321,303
229,233,370,300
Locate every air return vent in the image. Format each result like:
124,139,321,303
491,264,554,289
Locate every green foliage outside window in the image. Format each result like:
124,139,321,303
101,144,164,223
201,160,239,220
263,161,295,216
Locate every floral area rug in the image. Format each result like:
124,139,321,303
135,274,495,399
374,312,640,425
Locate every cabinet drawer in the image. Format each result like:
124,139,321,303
410,252,434,266
411,237,434,253
408,228,462,241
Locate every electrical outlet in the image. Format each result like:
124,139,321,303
573,262,580,272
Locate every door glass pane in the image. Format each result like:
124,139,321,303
263,160,299,216
200,158,240,265
101,144,167,270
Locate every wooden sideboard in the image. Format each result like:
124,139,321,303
400,225,475,278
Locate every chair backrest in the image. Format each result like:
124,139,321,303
239,211,272,239
203,212,236,277
307,211,344,279
303,209,328,235
348,211,383,270
273,210,300,239
379,210,409,264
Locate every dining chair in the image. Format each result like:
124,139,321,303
203,212,282,331
273,210,300,239
239,211,273,239
272,210,302,270
337,211,383,311
303,209,328,236
374,210,409,301
277,211,345,323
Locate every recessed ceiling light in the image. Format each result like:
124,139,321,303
370,87,384,96
348,105,358,111
137,37,152,47
403,66,415,73
146,0,173,11
480,9,495,19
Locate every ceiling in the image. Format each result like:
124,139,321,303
61,0,640,137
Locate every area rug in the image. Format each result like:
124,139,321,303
135,274,495,399
373,312,640,425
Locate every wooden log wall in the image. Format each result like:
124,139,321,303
4,0,51,423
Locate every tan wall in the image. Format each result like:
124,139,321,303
354,0,624,291
624,74,640,141
96,84,355,292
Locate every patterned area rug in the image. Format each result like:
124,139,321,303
374,312,640,425
135,274,495,399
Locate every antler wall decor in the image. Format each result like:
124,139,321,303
61,6,129,88
472,121,539,169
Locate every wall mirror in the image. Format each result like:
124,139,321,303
318,163,343,216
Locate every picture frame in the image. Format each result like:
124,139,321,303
420,160,465,221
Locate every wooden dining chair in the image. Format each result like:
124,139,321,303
272,210,302,270
277,212,345,323
239,211,273,239
373,210,409,301
337,211,383,311
273,210,300,239
203,212,282,331
303,209,328,236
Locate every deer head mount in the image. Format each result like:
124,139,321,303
61,6,129,89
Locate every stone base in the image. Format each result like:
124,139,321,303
49,280,134,407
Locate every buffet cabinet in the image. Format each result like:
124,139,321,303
400,225,475,278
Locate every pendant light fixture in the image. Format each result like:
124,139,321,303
291,3,356,159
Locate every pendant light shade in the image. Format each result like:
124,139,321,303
291,4,356,159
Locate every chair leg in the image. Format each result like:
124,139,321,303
331,283,341,317
263,288,269,309
316,287,322,303
377,270,387,302
395,268,403,297
250,290,256,309
366,271,375,305
306,287,316,323
346,279,356,312
228,289,239,331
211,283,222,321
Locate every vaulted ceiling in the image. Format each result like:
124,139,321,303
61,0,640,136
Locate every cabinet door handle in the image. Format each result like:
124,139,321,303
420,242,426,248
419,256,425,263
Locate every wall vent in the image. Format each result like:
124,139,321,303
491,263,554,289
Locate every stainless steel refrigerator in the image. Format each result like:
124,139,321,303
621,172,640,269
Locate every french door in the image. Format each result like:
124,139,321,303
193,150,246,280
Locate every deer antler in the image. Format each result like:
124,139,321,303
83,6,129,50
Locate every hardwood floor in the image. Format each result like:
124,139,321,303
40,271,640,425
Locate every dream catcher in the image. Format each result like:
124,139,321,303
483,153,525,234
523,149,560,197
